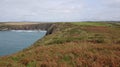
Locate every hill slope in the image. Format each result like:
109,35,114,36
0,22,120,67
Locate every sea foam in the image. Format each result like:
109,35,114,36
11,30,46,32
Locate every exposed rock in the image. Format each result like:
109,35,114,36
0,23,56,35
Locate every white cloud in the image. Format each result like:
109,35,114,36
0,0,120,21
101,0,120,8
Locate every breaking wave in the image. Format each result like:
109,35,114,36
10,30,46,32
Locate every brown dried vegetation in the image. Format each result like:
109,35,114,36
0,22,120,67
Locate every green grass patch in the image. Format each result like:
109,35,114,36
72,22,113,26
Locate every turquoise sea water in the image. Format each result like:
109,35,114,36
0,30,46,56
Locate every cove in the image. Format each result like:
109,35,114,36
0,30,46,56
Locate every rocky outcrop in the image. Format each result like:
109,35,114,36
0,23,56,35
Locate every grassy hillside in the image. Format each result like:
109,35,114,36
0,22,40,25
72,22,113,26
0,22,120,67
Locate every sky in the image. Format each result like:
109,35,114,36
0,0,120,22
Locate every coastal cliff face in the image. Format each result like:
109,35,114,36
0,22,120,67
0,23,56,35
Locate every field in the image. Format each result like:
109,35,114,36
0,22,120,67
72,22,112,26
0,22,40,25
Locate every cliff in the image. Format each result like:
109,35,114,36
0,23,56,35
0,22,120,67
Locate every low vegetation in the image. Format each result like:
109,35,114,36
0,22,120,67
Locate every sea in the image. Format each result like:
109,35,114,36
0,30,46,56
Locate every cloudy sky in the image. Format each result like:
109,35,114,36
0,0,120,22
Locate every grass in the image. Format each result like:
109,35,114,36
0,22,120,67
0,22,40,25
72,22,113,26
